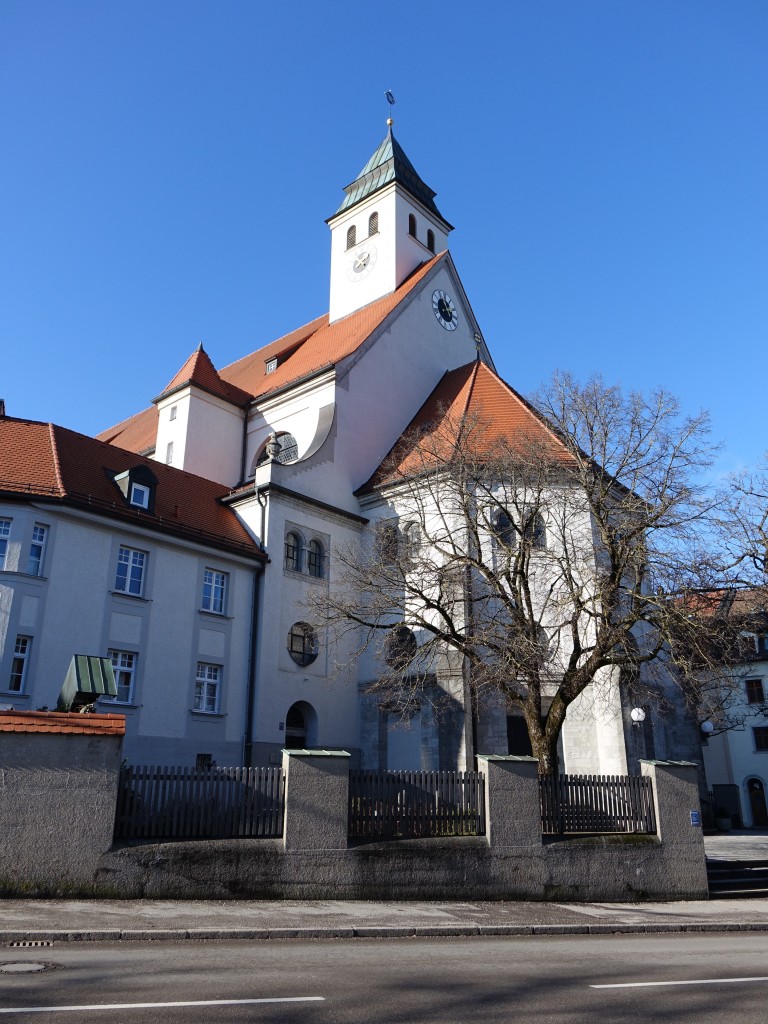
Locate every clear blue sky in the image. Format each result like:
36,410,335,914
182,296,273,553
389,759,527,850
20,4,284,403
2,2,766,477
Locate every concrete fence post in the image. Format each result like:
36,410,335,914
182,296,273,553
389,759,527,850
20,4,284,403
477,754,541,851
282,749,350,851
0,711,125,893
640,759,709,898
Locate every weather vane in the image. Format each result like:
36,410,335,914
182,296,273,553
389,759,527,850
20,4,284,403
385,90,395,126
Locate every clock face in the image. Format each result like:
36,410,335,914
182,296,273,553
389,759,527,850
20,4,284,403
347,244,377,281
432,289,458,330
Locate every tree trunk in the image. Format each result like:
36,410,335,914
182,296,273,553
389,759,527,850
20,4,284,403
529,728,559,776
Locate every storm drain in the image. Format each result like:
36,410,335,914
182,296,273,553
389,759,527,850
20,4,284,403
8,941,54,948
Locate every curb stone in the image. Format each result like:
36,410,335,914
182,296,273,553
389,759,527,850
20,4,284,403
3,922,768,943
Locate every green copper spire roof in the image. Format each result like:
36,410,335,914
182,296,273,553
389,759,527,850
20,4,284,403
332,127,453,229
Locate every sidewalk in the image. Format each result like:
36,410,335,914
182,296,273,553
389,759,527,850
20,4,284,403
1,896,768,943
1,831,766,944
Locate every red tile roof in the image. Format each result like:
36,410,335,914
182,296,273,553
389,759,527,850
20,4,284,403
0,710,126,736
357,360,575,493
155,344,252,407
97,255,446,452
0,417,263,559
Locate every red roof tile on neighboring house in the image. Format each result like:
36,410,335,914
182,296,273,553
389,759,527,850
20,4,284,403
0,417,263,559
96,405,158,454
97,255,446,452
0,711,126,736
357,360,574,494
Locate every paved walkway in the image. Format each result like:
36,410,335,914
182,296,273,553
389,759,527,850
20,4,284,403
0,831,765,944
1,895,768,943
704,828,768,861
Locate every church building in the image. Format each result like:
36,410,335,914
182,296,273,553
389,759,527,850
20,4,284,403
0,121,686,773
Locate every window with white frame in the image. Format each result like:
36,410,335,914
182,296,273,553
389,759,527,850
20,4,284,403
115,545,147,596
165,442,174,465
108,649,138,703
129,483,150,509
0,518,11,570
169,405,177,421
27,524,48,576
202,568,227,613
194,662,222,713
8,635,32,692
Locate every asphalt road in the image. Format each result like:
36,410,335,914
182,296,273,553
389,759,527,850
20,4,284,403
1,933,768,1023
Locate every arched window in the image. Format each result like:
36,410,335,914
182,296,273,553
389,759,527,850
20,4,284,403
524,513,546,549
408,214,417,238
274,433,298,464
427,229,435,253
491,509,515,549
384,625,417,669
376,521,399,563
287,622,319,666
307,539,325,579
284,531,302,573
402,522,422,564
346,225,356,249
368,211,379,236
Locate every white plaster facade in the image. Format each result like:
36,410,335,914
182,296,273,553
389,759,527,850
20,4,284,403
0,497,261,766
701,644,768,827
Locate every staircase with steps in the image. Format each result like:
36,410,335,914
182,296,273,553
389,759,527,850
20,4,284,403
707,858,768,899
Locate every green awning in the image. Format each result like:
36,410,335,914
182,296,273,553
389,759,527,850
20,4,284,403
58,655,117,711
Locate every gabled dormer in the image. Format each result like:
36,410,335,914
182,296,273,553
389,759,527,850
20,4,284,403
153,344,251,487
327,121,453,323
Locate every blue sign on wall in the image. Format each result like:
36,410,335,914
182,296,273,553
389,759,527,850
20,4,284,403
690,810,701,827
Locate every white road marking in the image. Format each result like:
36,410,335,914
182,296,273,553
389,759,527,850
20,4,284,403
0,996,325,1014
591,977,768,989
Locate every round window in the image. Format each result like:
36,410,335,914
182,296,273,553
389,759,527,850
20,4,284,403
288,622,318,666
384,625,417,669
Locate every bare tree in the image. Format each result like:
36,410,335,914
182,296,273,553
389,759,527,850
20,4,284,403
319,370,731,774
720,455,768,589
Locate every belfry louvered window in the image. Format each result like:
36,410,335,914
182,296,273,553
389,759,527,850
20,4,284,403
368,212,379,236
346,225,356,249
408,214,417,238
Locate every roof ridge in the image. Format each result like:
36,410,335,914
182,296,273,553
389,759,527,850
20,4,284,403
47,422,65,495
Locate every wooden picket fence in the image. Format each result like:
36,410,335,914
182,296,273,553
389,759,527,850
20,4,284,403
114,764,285,840
348,769,486,839
539,773,656,835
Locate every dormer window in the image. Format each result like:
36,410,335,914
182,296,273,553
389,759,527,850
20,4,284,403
114,465,158,514
130,483,150,509
408,214,417,238
368,212,379,236
266,357,277,374
346,225,357,249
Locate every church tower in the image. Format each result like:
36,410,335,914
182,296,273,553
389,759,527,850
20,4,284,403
327,122,453,323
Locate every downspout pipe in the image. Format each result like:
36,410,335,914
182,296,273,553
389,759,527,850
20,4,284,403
243,488,269,767
243,567,262,768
